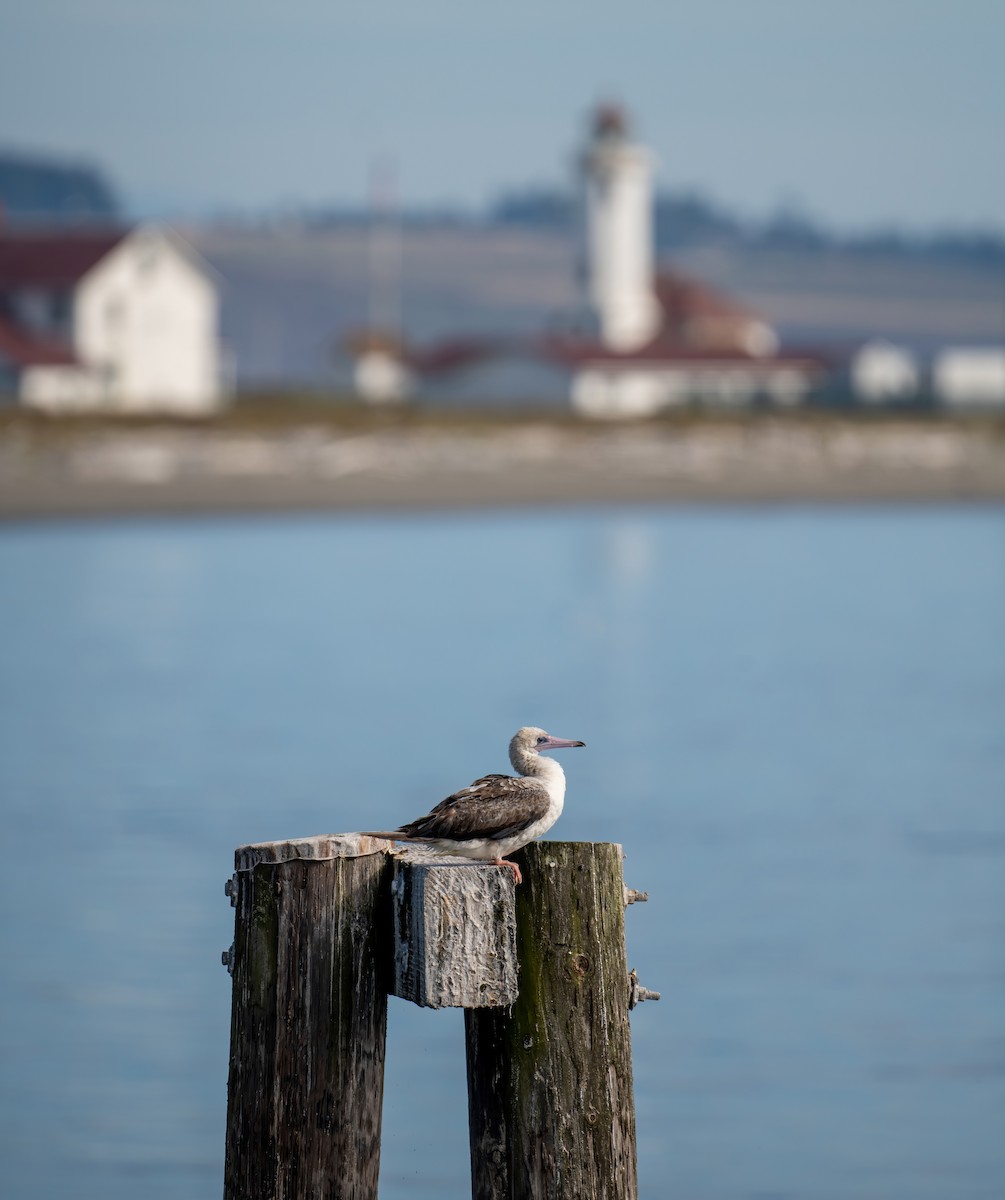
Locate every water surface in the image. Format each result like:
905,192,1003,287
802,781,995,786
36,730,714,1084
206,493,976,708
1,506,1003,1199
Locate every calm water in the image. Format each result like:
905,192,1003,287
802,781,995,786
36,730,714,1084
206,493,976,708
1,505,1003,1200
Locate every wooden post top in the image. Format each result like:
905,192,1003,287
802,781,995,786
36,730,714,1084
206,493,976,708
234,835,628,873
234,833,394,872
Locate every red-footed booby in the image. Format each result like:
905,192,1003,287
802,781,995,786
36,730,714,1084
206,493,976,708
362,726,585,884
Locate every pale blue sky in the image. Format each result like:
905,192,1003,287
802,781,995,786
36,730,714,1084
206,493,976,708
2,0,1003,230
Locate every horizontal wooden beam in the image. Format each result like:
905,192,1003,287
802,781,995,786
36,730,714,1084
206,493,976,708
389,853,519,1009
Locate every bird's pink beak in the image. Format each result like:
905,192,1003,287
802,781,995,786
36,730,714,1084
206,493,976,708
541,736,586,750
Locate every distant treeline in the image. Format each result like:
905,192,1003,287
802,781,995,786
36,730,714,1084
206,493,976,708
296,186,1005,268
3,147,1000,270
488,187,1005,267
0,154,119,221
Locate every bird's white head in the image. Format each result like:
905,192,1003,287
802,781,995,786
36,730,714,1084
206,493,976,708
510,726,586,769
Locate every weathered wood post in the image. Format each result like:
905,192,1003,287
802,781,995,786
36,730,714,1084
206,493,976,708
222,834,391,1200
464,841,647,1200
223,835,657,1200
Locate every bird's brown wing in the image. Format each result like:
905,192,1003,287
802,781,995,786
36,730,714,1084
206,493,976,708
398,773,550,843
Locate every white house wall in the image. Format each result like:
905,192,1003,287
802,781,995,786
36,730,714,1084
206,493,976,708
934,349,1005,408
354,350,412,403
852,341,920,403
571,363,814,417
20,365,103,411
74,228,222,413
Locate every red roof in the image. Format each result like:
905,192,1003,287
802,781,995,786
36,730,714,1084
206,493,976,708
406,337,507,374
654,270,758,324
0,313,78,367
351,329,831,379
536,332,830,371
0,228,127,288
530,270,831,368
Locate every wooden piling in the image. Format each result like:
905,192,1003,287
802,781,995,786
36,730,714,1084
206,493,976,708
464,841,640,1200
223,834,391,1200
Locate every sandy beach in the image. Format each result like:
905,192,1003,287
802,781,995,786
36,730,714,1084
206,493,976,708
2,414,1004,519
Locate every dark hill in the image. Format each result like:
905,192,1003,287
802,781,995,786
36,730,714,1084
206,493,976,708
0,153,120,222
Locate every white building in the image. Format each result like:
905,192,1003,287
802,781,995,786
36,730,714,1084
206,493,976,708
567,354,814,417
851,341,921,404
933,348,1005,409
0,225,227,413
346,331,413,404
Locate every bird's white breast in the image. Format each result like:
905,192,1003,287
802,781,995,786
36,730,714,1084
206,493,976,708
532,758,566,830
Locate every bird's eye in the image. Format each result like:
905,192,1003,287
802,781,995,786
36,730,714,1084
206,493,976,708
536,735,548,744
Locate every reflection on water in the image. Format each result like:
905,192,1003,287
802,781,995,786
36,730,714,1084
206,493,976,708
1,507,1003,1200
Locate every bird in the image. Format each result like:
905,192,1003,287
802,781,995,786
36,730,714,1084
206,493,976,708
361,726,585,884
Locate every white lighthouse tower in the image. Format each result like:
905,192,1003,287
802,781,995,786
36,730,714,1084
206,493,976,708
580,104,661,351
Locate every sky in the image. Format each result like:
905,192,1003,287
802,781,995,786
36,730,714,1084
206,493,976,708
2,0,1004,232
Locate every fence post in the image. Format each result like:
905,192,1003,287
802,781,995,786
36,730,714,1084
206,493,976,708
464,840,643,1200
223,834,391,1200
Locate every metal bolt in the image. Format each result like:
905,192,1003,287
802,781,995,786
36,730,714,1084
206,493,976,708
624,886,649,906
222,943,235,975
224,875,239,906
628,967,661,1010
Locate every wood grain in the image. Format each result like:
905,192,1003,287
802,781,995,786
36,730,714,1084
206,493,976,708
390,857,519,1008
465,841,639,1200
224,835,391,1200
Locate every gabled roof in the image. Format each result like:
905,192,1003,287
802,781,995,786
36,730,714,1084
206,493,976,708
654,269,760,325
0,313,77,366
0,228,127,288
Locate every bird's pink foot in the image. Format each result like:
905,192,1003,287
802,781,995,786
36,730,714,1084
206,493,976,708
493,857,522,885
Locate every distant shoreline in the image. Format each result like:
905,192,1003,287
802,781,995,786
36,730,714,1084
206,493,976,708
2,413,1004,520
5,480,1005,524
